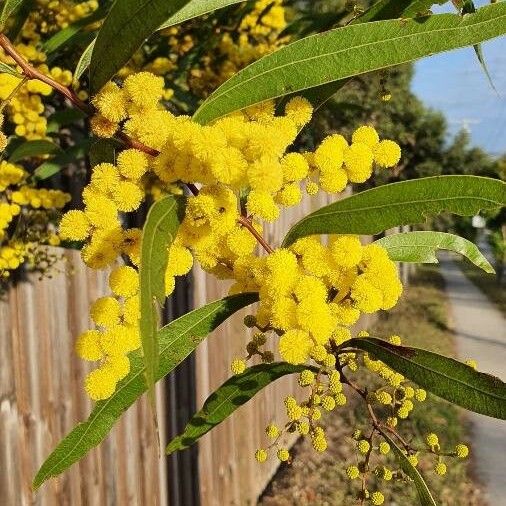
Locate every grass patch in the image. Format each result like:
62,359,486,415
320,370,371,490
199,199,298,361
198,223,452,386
259,266,485,506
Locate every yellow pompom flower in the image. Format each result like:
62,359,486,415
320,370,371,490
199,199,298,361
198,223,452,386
85,366,118,400
90,163,120,194
109,266,139,297
352,125,379,148
117,149,149,181
248,157,283,193
343,142,374,183
255,449,268,463
99,325,140,355
59,210,91,241
104,354,131,381
112,181,144,212
90,114,118,138
165,272,175,296
75,329,103,361
92,82,127,123
314,134,347,173
455,444,469,458
121,228,142,266
312,435,327,452
330,235,362,268
373,139,401,168
284,96,313,127
124,72,164,108
371,491,385,505
281,152,309,182
230,358,246,375
226,226,257,256
305,180,319,195
426,433,439,448
434,462,447,476
278,329,312,364
85,193,120,230
319,169,348,193
90,296,121,327
346,465,360,480
357,439,370,454
166,244,193,276
247,190,279,221
266,423,280,438
379,441,391,455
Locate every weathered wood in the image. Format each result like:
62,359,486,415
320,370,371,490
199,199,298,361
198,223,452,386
0,250,166,506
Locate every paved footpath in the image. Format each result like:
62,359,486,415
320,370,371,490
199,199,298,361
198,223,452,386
439,255,506,505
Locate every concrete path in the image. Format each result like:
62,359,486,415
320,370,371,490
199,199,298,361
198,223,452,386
439,255,506,505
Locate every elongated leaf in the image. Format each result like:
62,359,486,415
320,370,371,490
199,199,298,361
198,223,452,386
380,432,437,506
376,231,494,273
74,39,94,82
33,292,258,489
89,0,191,94
167,362,306,454
88,138,120,167
159,0,244,29
140,196,185,401
8,140,62,162
193,3,506,123
0,60,22,77
348,338,506,419
0,0,25,27
282,176,506,247
43,7,106,54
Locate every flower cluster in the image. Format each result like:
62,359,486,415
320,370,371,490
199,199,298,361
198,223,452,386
65,71,403,403
0,158,69,279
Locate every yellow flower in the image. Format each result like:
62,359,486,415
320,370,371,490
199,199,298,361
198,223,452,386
247,190,279,221
280,152,309,182
373,139,401,168
90,114,118,138
117,149,150,181
59,210,91,241
109,266,139,297
112,181,144,212
92,82,127,123
85,366,118,400
124,71,164,108
284,96,313,127
314,134,347,174
352,125,379,148
278,329,312,364
343,142,374,183
90,296,121,327
75,329,103,361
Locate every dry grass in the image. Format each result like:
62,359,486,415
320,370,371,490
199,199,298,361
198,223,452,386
258,266,486,506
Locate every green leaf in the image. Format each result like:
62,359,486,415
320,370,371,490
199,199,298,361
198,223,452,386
0,0,25,28
33,292,258,489
0,60,22,77
43,7,107,54
159,0,245,30
167,362,307,454
74,39,94,82
376,231,495,273
282,176,506,247
8,140,62,163
32,139,94,181
88,138,121,167
348,337,506,419
139,195,185,401
380,432,437,506
193,3,506,124
89,0,191,94
46,108,87,133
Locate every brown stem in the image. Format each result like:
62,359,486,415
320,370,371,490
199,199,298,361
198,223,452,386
238,215,273,254
0,33,93,115
0,33,276,252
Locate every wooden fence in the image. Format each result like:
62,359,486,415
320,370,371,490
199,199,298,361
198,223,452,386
0,191,355,506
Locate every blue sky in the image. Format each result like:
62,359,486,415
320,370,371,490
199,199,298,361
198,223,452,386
411,1,506,156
